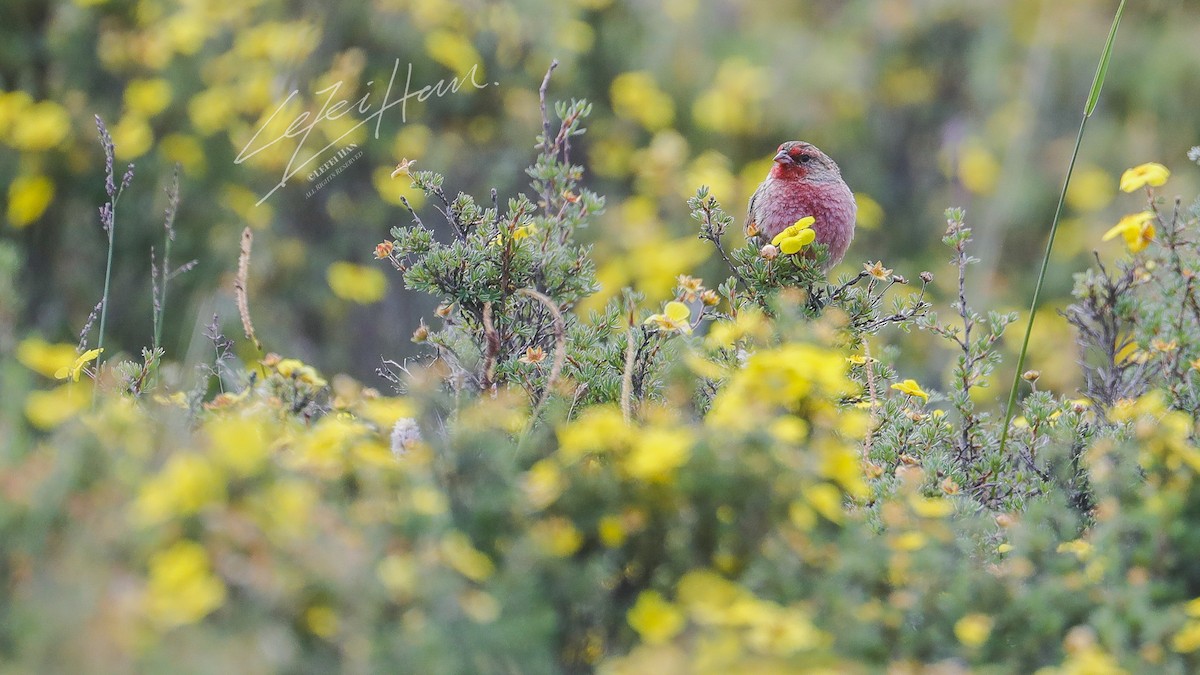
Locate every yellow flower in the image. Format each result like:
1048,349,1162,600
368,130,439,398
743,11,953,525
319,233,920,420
624,426,693,482
863,260,892,281
627,590,684,644
891,378,929,402
610,71,675,131
909,496,954,518
1174,621,1200,653
16,338,78,377
1057,539,1092,560
24,382,90,430
9,100,71,152
54,348,102,382
305,605,339,638
954,613,994,648
124,78,173,118
532,517,584,558
143,540,226,629
805,482,843,523
598,516,627,548
440,532,495,582
523,459,565,510
1102,211,1155,253
770,216,817,255
1119,162,1170,192
7,174,54,228
519,346,547,365
675,274,704,301
327,262,387,304
275,358,328,388
644,301,692,334
133,454,226,526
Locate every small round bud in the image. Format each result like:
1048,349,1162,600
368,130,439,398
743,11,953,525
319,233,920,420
1022,370,1041,382
411,323,430,343
435,302,454,318
374,241,394,259
759,244,779,260
919,271,933,283
745,222,760,237
700,289,720,306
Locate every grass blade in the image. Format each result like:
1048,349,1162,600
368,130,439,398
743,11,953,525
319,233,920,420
1000,0,1126,453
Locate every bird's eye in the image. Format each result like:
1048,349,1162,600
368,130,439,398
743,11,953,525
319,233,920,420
797,154,813,163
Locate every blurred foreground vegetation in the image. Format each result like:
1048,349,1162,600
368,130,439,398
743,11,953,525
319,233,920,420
6,0,1200,672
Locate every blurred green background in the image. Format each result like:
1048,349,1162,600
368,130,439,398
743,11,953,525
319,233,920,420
2,0,1198,387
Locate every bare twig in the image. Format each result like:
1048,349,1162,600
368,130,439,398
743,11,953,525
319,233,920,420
518,288,567,421
235,227,262,351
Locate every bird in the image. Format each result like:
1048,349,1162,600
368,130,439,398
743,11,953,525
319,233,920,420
746,141,856,270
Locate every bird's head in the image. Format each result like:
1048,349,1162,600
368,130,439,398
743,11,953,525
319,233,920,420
769,141,842,183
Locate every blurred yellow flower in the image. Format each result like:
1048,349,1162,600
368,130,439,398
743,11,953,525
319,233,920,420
644,301,692,334
440,532,494,582
7,174,54,228
425,30,483,78
1120,162,1169,192
954,613,993,648
624,426,694,482
532,517,584,558
909,496,954,518
159,133,206,175
524,459,565,509
610,71,675,131
327,262,387,304
805,482,844,523
557,405,631,460
124,78,173,117
598,515,627,548
693,58,766,135
891,379,929,402
1057,538,1092,560
15,337,77,377
460,589,501,624
144,540,226,629
958,142,1000,195
1102,211,1155,253
133,454,226,525
771,217,817,255
205,415,270,477
54,347,102,382
627,590,684,644
112,114,153,160
1173,621,1200,653
855,193,884,230
275,357,329,388
9,100,71,151
1066,166,1115,212
24,382,90,430
305,605,339,638
377,554,418,599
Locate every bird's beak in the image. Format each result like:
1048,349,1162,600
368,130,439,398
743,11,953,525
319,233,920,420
773,150,793,164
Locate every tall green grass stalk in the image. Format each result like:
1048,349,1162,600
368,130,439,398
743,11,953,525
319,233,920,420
999,0,1127,453
94,115,132,366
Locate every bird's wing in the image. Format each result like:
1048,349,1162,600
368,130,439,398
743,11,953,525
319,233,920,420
745,188,759,237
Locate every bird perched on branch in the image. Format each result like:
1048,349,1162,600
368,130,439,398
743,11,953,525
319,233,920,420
746,141,856,270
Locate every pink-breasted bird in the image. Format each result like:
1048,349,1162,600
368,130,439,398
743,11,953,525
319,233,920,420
746,141,856,270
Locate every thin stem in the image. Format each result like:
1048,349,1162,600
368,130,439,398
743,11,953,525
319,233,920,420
1000,116,1088,452
1000,0,1125,453
97,226,115,358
